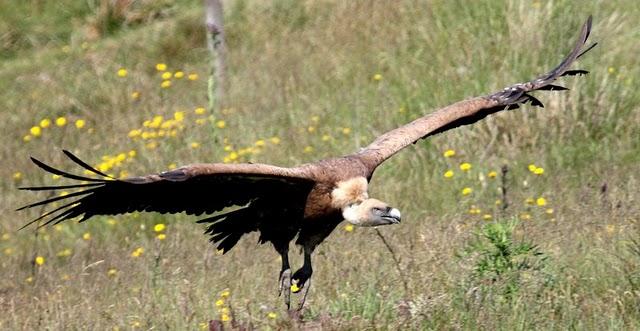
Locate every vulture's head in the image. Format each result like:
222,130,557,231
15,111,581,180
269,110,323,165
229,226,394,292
342,198,401,227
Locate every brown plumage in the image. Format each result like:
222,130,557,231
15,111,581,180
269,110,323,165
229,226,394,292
18,17,595,310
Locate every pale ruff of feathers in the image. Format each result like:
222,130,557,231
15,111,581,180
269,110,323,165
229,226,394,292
330,177,368,208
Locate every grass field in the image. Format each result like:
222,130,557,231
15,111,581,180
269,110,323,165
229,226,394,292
1,0,639,329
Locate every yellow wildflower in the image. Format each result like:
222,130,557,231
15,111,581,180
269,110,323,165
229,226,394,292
161,72,172,80
174,111,185,121
55,117,67,127
131,91,140,100
199,322,208,330
495,199,502,205
188,73,199,80
128,129,141,138
108,268,117,277
131,247,144,257
344,224,354,232
528,164,537,172
107,219,117,225
174,71,184,78
321,134,331,142
4,247,14,255
303,146,314,153
117,68,127,77
215,299,224,307
341,127,351,135
194,107,206,115
270,137,281,144
459,162,472,171
482,214,492,220
534,167,544,175
1,233,10,240
75,119,86,129
443,149,456,157
13,172,23,181
157,233,166,240
487,171,498,178
228,152,238,161
23,135,32,142
220,289,230,297
525,198,535,205
154,223,166,232
373,73,383,81
40,118,51,128
161,80,172,88
35,256,45,266
545,208,554,215
468,207,481,214
57,248,72,257
195,118,207,125
82,232,91,240
536,197,547,206
156,63,167,71
30,126,42,137
461,187,472,196
190,142,200,149
168,163,177,169
255,139,265,147
291,283,301,293
607,67,615,74
221,314,230,322
25,276,34,283
520,213,532,220
444,170,454,178
307,126,316,133
216,120,226,129
268,312,277,319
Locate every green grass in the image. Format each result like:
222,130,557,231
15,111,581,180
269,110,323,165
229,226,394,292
1,0,639,329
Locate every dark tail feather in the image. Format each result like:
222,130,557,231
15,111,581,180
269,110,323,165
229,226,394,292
199,207,258,253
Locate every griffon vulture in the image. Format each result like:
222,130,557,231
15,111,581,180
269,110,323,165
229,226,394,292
18,17,595,310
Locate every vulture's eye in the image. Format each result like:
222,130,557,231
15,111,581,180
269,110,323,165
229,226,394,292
372,207,384,214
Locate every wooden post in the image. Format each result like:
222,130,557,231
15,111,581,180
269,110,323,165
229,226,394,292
204,0,226,112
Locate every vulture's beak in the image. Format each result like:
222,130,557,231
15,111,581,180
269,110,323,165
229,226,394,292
382,207,401,224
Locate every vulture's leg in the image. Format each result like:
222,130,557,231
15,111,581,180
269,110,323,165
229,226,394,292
291,246,313,310
276,245,292,310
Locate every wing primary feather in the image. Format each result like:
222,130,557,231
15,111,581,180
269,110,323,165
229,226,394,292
15,188,97,211
577,42,597,59
537,84,569,91
30,157,106,182
561,69,589,77
18,199,82,230
63,149,114,179
19,183,104,191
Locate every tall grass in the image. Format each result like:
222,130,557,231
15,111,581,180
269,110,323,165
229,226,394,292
1,0,639,329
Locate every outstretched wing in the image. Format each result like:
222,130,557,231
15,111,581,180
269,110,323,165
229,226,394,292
357,16,596,169
18,150,316,229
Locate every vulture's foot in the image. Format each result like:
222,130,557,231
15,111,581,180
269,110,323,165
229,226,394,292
291,267,313,310
278,268,292,310
294,278,311,311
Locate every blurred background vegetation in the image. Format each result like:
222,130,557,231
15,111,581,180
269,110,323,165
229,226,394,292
1,0,639,329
